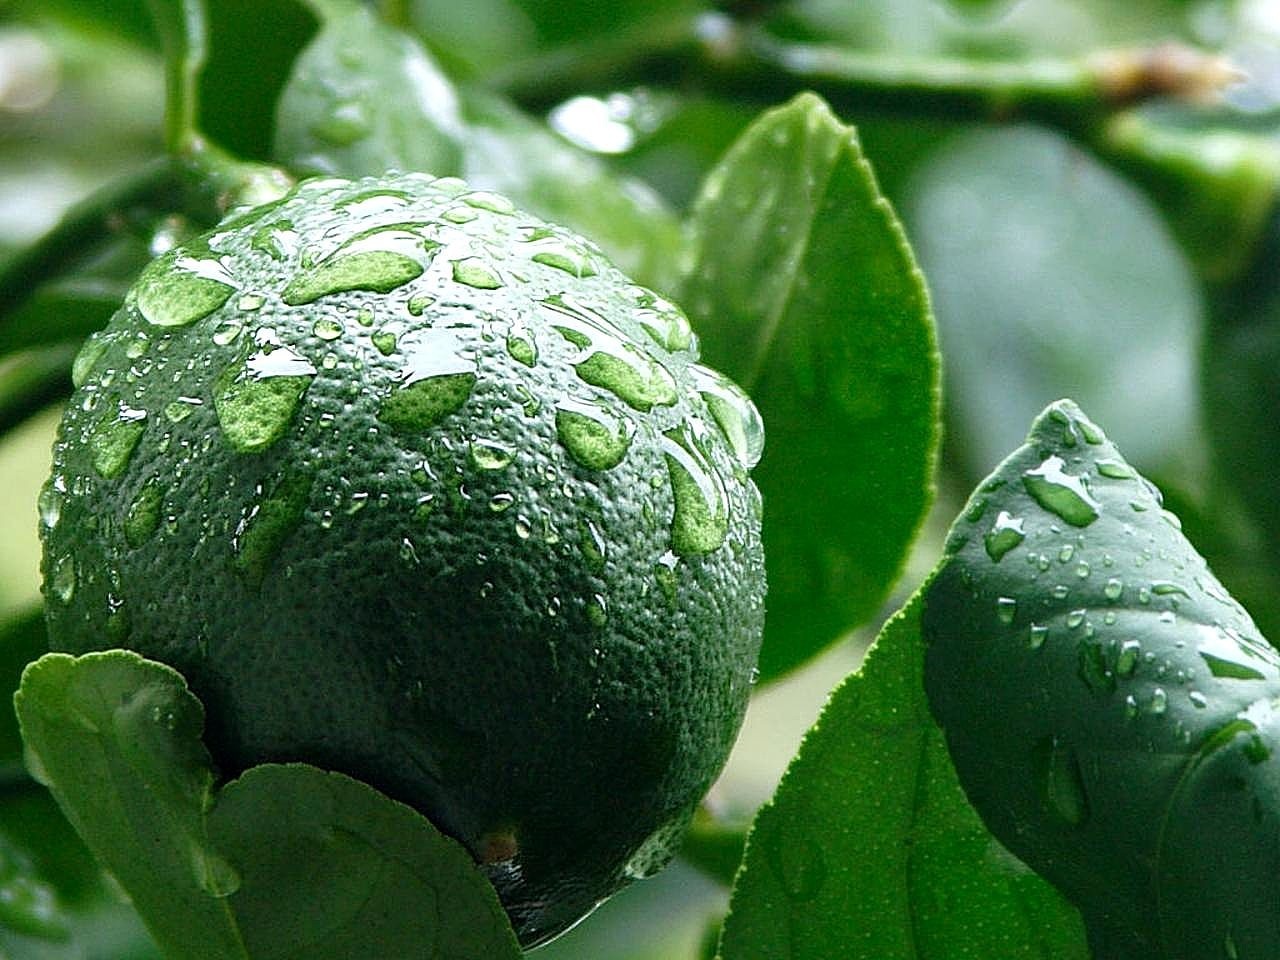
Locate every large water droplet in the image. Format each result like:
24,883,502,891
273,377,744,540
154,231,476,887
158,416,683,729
983,510,1026,562
463,191,515,215
506,333,537,367
71,331,111,387
89,400,147,478
528,238,597,278
555,400,633,471
234,475,311,586
470,440,513,471
544,294,677,411
214,339,316,453
1196,624,1274,680
38,477,64,531
580,519,607,574
451,257,503,289
663,423,729,556
1096,458,1135,480
996,596,1017,625
1022,455,1100,526
1034,737,1089,827
134,253,237,327
690,363,764,470
377,329,477,431
632,289,694,352
282,250,424,305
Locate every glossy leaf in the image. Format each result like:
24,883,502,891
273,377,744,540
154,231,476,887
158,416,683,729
717,594,1088,960
272,2,464,181
16,651,522,960
682,93,940,682
273,2,682,289
924,399,1280,958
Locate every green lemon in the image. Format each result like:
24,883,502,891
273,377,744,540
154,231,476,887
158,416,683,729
39,173,765,947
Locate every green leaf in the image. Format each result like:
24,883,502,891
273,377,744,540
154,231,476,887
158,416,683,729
0,606,48,782
16,651,522,960
717,593,1088,960
682,93,940,683
273,2,682,289
924,399,1280,958
272,2,465,181
0,826,82,960
198,0,319,160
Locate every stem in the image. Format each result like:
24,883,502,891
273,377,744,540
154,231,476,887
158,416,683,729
0,159,181,324
147,0,210,154
503,13,1239,131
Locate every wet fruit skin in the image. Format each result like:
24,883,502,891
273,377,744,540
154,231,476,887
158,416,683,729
39,173,766,947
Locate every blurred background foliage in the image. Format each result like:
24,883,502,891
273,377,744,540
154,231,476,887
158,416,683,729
2,0,1280,956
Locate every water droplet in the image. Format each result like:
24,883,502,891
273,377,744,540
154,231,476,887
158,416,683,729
1197,624,1273,680
1115,639,1141,677
1023,455,1100,527
1058,544,1075,563
193,846,242,898
463,191,516,215
555,400,634,471
71,331,111,387
663,424,729,556
1075,561,1090,578
451,257,503,289
995,596,1017,625
1149,688,1168,715
212,321,243,346
407,295,435,316
587,593,608,627
506,333,537,367
214,341,315,453
1189,690,1208,709
89,400,147,478
1052,584,1069,599
1034,736,1089,826
48,556,75,603
124,477,165,548
544,295,678,411
377,329,477,432
1066,609,1086,629
580,519,607,574
690,364,764,470
1096,458,1135,479
632,289,694,352
134,252,236,327
163,396,203,423
283,251,424,305
654,550,678,603
310,99,371,145
983,511,1026,562
1151,581,1189,597
1028,623,1049,649
371,329,398,356
234,475,311,587
470,440,512,470
38,478,64,530
125,335,150,359
313,317,344,341
530,239,597,278
1104,577,1123,600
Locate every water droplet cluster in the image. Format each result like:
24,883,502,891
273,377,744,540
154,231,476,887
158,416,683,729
924,399,1280,956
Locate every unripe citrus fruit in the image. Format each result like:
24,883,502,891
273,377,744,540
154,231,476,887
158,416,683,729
39,173,765,946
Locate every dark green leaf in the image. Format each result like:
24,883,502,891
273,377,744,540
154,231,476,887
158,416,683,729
274,2,682,289
0,605,47,783
924,399,1280,959
718,594,1088,960
682,93,940,683
16,651,522,960
199,0,320,160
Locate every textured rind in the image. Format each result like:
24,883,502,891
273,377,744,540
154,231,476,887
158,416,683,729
923,399,1280,959
40,173,765,948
